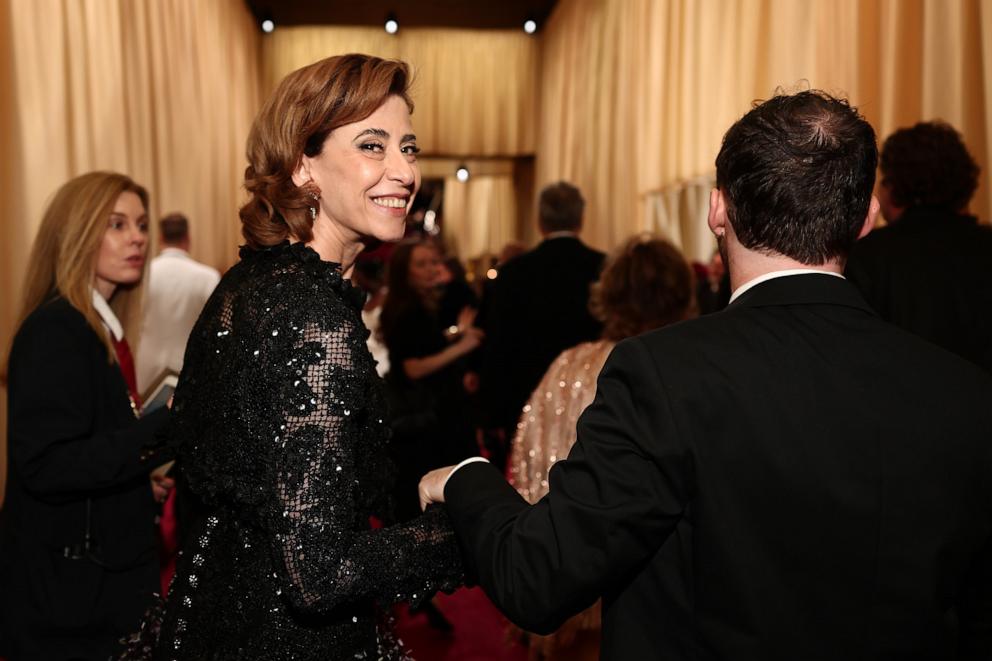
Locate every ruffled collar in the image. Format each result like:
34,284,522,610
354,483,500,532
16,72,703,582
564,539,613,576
239,241,366,311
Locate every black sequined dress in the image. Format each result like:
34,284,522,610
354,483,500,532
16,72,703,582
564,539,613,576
124,242,462,660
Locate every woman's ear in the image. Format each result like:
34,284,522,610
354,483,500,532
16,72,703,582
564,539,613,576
291,157,311,188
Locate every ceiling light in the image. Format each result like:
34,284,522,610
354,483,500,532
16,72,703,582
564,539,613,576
455,165,470,183
523,19,537,34
384,14,399,34
261,19,275,33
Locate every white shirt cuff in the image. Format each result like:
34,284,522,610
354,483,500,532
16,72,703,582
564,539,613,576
442,456,491,491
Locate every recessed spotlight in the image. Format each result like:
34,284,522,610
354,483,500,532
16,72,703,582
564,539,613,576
384,14,399,34
455,166,470,183
261,19,275,33
523,19,537,34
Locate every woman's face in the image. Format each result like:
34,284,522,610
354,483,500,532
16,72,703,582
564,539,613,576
408,244,442,294
299,94,421,248
94,190,148,300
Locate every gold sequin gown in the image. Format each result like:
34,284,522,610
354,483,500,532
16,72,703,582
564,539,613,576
507,339,614,660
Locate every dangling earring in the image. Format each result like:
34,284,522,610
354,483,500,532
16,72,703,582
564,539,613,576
306,183,321,220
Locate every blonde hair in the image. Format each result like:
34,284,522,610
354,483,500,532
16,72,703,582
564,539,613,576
2,171,150,382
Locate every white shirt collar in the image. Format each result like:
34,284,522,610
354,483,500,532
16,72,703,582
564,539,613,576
544,231,579,240
160,247,191,258
729,269,844,304
91,289,124,341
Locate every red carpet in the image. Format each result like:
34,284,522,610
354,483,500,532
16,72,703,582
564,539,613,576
395,587,528,660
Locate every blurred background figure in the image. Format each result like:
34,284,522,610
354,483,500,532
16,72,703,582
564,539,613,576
695,247,731,314
507,233,695,661
478,182,604,471
380,239,483,523
352,258,390,378
438,253,480,333
136,213,220,393
846,121,992,373
0,172,172,661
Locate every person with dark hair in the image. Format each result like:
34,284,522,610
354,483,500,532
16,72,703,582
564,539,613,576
478,181,604,470
1,172,172,660
135,213,220,393
508,234,695,660
420,90,992,659
123,54,462,660
845,120,992,372
380,239,481,522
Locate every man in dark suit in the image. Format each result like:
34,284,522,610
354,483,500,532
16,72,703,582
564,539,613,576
478,182,604,467
845,120,992,373
420,91,992,659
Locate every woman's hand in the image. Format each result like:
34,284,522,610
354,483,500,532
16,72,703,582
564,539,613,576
151,473,176,503
455,326,484,353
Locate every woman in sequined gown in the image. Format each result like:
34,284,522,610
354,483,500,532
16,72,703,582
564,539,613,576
507,235,696,661
1,172,172,661
123,54,462,660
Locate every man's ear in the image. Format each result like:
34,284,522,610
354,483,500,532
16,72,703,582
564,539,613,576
291,157,311,189
707,188,728,239
859,194,880,239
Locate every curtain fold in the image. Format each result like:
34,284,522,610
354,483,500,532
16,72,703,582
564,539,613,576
441,175,517,261
262,27,539,157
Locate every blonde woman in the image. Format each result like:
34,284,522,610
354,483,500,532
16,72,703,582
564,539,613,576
0,171,172,660
508,234,695,661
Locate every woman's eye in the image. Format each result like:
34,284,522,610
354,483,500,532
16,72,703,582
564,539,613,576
109,220,123,230
360,142,385,153
402,145,421,155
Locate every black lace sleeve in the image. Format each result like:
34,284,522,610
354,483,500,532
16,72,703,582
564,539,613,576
253,308,462,615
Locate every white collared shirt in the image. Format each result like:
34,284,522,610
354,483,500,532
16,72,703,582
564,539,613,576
729,269,845,304
91,289,123,341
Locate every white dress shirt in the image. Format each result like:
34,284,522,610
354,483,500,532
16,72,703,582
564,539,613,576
136,247,220,392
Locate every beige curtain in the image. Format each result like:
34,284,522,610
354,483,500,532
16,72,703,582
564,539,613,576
0,0,261,503
442,175,518,260
538,0,992,255
262,27,539,157
646,176,716,262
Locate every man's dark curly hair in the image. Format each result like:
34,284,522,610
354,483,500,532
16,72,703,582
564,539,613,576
880,121,979,212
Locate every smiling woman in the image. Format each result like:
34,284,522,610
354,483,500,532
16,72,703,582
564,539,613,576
121,54,463,660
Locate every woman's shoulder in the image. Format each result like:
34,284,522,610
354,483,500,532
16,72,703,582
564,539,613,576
552,339,614,370
232,242,366,317
16,296,91,342
9,297,100,371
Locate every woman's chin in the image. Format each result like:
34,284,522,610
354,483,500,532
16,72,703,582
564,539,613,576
371,219,409,243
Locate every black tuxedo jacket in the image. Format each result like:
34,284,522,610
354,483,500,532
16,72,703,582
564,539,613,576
846,206,992,374
447,274,992,660
1,297,169,660
479,235,604,430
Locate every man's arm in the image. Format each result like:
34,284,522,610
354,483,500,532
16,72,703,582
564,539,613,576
426,337,692,633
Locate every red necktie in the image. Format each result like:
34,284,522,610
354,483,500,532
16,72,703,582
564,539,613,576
111,335,143,411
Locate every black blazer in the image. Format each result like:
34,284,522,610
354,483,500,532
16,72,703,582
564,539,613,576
846,206,992,374
1,297,169,660
447,274,992,660
479,236,604,430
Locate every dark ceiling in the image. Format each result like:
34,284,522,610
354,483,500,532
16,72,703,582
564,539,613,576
244,1,559,31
